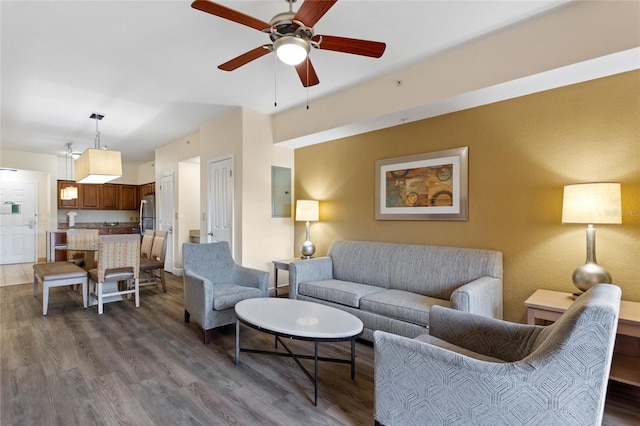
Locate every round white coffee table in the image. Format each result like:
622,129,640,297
235,298,364,406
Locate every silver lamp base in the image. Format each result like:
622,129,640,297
572,225,612,294
572,263,612,293
300,240,316,259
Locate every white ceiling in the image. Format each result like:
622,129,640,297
0,0,577,164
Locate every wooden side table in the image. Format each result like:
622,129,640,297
525,289,640,387
272,258,301,297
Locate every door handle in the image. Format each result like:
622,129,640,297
28,217,35,229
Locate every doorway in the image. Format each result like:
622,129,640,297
207,156,233,251
0,180,37,265
158,173,175,274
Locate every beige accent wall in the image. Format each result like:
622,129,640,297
294,71,640,323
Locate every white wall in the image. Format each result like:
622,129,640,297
177,160,200,270
199,107,294,288
155,132,201,273
241,108,294,277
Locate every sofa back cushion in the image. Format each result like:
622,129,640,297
328,240,502,300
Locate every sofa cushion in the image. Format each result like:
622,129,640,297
298,279,386,308
211,284,263,311
360,289,450,326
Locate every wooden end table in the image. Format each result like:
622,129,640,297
272,257,301,297
525,289,640,387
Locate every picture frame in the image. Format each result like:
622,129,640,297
375,146,468,221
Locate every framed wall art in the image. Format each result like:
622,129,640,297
375,146,468,221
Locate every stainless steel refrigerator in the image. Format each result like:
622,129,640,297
139,194,155,233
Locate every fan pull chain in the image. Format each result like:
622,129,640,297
274,53,278,107
306,57,310,110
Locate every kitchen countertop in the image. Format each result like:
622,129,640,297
55,222,140,231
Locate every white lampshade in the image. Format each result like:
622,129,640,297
275,36,309,66
296,200,319,222
75,148,122,184
562,183,622,224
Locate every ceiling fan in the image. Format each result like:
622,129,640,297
191,0,386,87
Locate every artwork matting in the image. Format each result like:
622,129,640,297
375,146,468,221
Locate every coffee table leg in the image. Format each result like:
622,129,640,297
351,337,356,380
235,319,240,366
314,340,319,406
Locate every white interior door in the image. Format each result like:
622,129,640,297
159,173,175,274
0,181,37,265
207,157,233,250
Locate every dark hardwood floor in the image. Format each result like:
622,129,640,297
1,272,639,425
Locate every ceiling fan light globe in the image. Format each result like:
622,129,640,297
274,37,309,65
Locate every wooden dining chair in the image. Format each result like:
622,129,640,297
66,228,99,267
139,230,167,292
140,229,154,259
89,234,141,314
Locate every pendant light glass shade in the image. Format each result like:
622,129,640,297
274,36,310,66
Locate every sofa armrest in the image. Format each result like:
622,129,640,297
233,266,269,297
450,276,503,319
288,256,333,299
183,271,214,327
429,305,545,362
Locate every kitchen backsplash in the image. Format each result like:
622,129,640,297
58,209,139,225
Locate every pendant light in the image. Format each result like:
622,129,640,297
75,113,122,184
60,143,78,200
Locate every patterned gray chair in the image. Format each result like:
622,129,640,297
182,241,269,344
374,283,621,426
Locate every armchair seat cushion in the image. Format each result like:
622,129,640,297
212,284,263,311
298,279,385,308
360,289,450,326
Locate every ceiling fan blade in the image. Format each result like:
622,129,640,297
191,0,271,31
293,0,337,27
295,59,320,87
312,35,386,58
218,45,272,71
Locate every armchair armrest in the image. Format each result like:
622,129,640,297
233,266,269,297
183,271,214,328
373,330,526,426
450,276,503,319
288,256,333,299
429,305,545,362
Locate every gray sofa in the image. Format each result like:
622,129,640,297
289,240,503,341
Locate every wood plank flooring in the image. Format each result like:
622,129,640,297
1,272,639,425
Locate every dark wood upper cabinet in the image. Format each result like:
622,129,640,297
57,180,151,211
119,185,138,210
101,184,119,210
57,180,80,209
79,184,101,209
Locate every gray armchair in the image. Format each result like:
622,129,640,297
374,283,621,426
183,241,269,344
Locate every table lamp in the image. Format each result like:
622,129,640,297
296,200,319,259
562,182,621,294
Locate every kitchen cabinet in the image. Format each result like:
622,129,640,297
139,182,155,198
57,181,141,211
57,180,80,209
120,185,138,210
101,184,119,210
79,184,101,209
